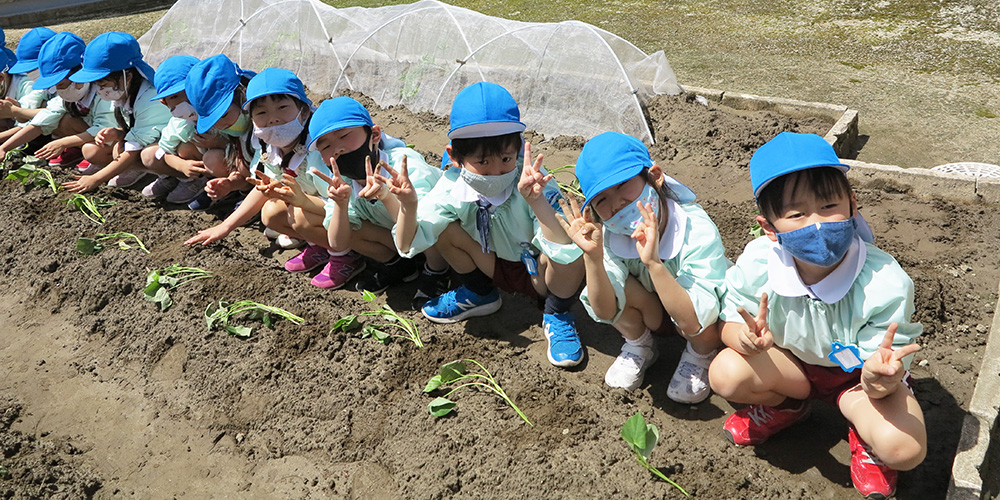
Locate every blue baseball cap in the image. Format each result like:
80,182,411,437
33,32,85,90
151,54,199,100
307,96,374,150
243,67,311,111
9,27,56,74
750,132,849,199
448,82,525,140
577,132,654,207
0,47,14,74
185,54,243,134
70,31,155,83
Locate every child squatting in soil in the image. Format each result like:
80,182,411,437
0,27,56,145
392,82,586,368
0,32,116,172
185,65,341,288
561,131,727,402
307,96,451,299
137,54,219,205
173,54,256,210
708,132,926,499
61,32,172,194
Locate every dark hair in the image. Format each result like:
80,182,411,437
586,167,679,227
449,131,522,166
247,93,312,173
756,166,852,221
111,68,144,132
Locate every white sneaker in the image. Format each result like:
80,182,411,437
275,233,305,249
166,178,208,204
605,343,658,391
263,227,281,239
108,168,149,188
666,343,717,404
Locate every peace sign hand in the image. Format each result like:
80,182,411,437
381,155,416,205
556,196,603,256
517,142,552,202
861,323,920,398
311,159,352,205
631,201,661,267
736,292,773,355
357,155,389,202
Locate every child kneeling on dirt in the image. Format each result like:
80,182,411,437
61,32,172,194
563,132,727,401
0,32,116,170
307,96,449,298
393,82,586,368
708,132,926,499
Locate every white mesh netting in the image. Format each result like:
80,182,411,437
138,0,683,144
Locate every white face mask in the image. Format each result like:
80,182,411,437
56,82,90,103
170,101,197,121
97,70,127,102
252,112,304,148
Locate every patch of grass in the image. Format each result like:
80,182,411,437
839,60,866,70
849,78,862,83
974,107,997,118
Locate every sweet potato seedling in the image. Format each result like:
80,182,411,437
5,161,59,194
423,359,532,426
205,299,304,338
76,232,150,255
331,290,424,347
144,265,214,311
621,412,688,496
546,164,584,199
66,194,115,224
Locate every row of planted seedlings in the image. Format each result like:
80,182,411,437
4,154,689,495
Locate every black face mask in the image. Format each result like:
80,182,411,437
335,128,379,181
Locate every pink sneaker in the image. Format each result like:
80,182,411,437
284,244,329,273
311,252,366,289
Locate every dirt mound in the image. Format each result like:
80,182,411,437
0,94,996,498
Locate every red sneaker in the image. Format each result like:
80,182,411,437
849,426,897,499
48,147,83,167
722,401,810,446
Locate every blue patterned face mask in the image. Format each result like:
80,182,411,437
460,163,521,199
602,183,660,235
775,217,857,267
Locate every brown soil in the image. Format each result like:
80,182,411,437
0,94,996,499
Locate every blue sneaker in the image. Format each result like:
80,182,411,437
421,286,502,324
543,313,583,367
187,192,212,211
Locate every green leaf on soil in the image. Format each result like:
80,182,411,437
440,360,467,383
428,397,456,417
361,289,377,302
424,374,443,393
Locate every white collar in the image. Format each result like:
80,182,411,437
451,170,516,206
266,142,314,172
606,198,688,261
767,235,866,303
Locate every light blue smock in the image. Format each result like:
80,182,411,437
580,200,729,335
27,89,116,136
721,236,923,369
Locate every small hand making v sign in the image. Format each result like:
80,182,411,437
517,141,551,203
310,159,352,205
861,322,920,398
736,292,773,355
357,155,389,202
631,201,661,267
378,155,416,205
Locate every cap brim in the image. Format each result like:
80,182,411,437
151,82,185,101
307,119,369,150
8,60,37,74
196,90,234,134
448,120,525,140
753,163,850,198
242,92,310,111
70,67,110,83
582,164,644,207
33,69,70,91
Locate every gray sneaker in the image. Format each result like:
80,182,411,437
107,168,150,188
141,176,180,199
166,178,208,204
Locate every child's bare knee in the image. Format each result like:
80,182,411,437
708,349,748,397
202,149,227,177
